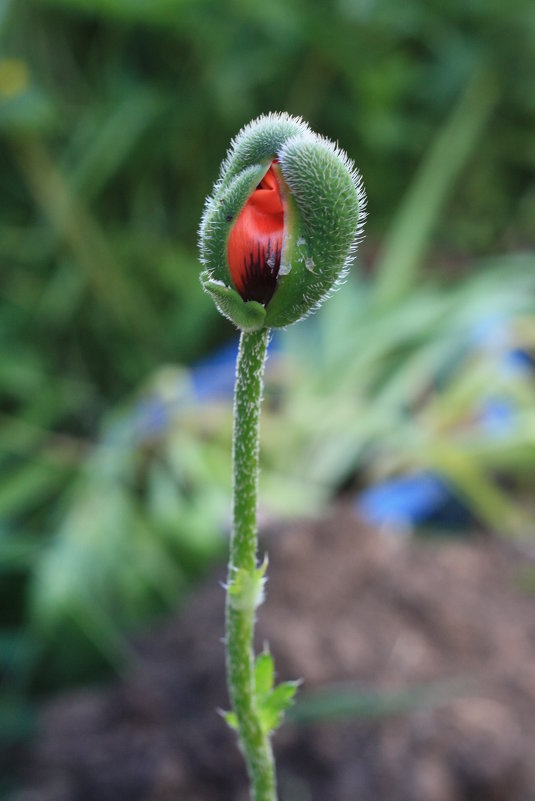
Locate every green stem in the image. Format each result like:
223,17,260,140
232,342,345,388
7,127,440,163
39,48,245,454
226,327,276,801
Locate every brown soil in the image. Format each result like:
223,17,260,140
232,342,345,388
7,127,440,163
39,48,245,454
13,507,535,801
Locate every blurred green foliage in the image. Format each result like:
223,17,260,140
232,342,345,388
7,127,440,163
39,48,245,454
1,0,535,760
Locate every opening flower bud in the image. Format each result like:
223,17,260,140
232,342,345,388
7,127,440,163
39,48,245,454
199,113,366,331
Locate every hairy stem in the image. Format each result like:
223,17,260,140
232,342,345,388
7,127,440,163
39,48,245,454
226,327,276,801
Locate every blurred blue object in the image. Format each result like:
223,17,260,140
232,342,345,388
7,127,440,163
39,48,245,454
121,334,282,446
356,314,532,530
190,339,240,402
191,333,281,402
356,473,470,529
501,347,534,376
350,314,529,531
479,398,515,437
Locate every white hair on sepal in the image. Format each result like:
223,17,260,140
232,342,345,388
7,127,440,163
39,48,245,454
313,131,368,255
279,129,367,250
217,112,312,183
277,130,367,263
226,111,311,155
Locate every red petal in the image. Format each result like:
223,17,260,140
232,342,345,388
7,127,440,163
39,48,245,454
227,162,284,305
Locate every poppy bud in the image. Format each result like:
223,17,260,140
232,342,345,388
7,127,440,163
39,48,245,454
199,112,366,331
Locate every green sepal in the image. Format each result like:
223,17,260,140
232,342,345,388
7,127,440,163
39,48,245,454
200,271,266,332
200,163,268,288
216,114,310,193
265,135,362,328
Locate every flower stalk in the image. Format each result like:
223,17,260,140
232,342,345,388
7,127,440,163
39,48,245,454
226,327,275,800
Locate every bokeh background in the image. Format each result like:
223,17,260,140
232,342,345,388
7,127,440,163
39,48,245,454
1,0,535,793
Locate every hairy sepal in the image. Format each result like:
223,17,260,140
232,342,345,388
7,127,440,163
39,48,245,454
200,163,268,287
200,272,266,331
265,134,363,328
216,113,311,193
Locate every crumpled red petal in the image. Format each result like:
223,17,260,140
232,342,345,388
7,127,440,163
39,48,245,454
227,162,284,305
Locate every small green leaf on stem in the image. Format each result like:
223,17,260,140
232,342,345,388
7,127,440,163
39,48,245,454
257,680,301,735
254,650,275,697
219,709,239,731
